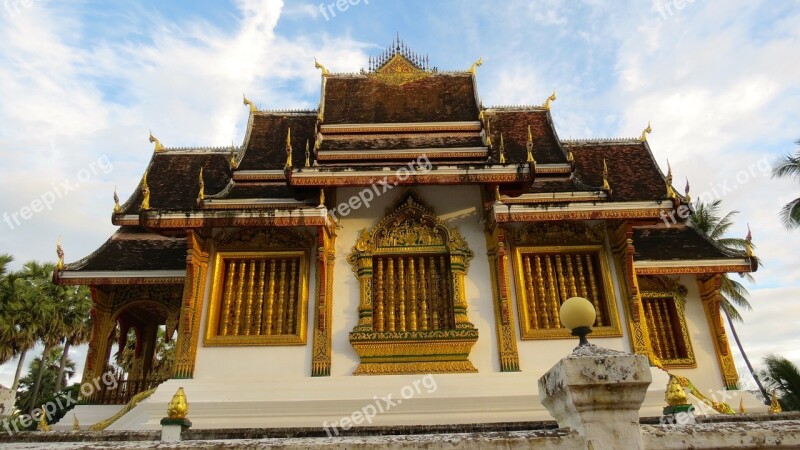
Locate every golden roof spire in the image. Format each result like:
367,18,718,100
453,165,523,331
242,93,258,113
745,223,754,257
314,58,330,75
684,177,691,204
526,125,536,163
498,133,506,164
284,128,293,170
665,160,677,199
319,188,325,208
197,167,205,205
56,238,64,270
602,158,612,195
542,90,557,110
494,185,502,202
229,142,238,170
485,119,492,148
305,139,310,168
468,56,483,75
148,130,165,152
113,186,121,213
641,121,652,142
140,170,151,210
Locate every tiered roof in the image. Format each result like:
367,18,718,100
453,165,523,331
58,37,755,281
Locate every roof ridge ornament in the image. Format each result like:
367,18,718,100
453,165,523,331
140,171,151,210
149,130,165,153
498,133,506,164
665,160,678,200
243,93,258,113
285,128,293,170
542,90,557,110
196,167,205,206
314,58,330,75
56,238,64,270
602,158,612,196
305,139,311,168
526,125,536,164
684,177,691,204
641,121,652,142
468,56,483,75
113,186,121,213
229,142,239,170
745,223,754,257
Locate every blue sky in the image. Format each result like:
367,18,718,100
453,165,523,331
1,0,799,388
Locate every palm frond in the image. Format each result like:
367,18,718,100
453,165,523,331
762,354,800,410
771,151,800,182
779,198,800,229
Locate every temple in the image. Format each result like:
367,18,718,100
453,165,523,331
54,37,763,430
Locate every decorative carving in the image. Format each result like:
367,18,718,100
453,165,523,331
515,221,606,246
348,191,478,374
542,90,557,110
216,227,314,251
640,276,695,368
367,54,431,86
149,130,165,152
242,93,258,113
641,121,652,142
485,225,520,371
697,274,739,389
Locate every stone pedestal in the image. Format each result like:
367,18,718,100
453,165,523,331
538,344,652,450
160,418,191,442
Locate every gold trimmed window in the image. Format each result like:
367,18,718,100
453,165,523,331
512,223,622,339
348,191,478,375
204,229,312,346
639,276,695,368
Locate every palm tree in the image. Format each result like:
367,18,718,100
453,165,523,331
54,286,92,391
17,261,65,411
0,270,40,391
689,199,768,401
771,139,800,229
15,346,76,412
760,355,800,411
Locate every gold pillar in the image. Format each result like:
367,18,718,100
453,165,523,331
173,231,210,379
80,287,114,401
311,226,336,376
610,221,658,365
697,274,739,389
485,224,520,372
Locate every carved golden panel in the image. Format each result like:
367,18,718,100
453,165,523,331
367,54,431,86
512,244,623,340
205,246,310,346
641,285,696,369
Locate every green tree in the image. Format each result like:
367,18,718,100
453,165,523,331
15,346,75,412
689,199,767,400
54,286,92,391
771,140,800,229
760,355,800,411
0,265,43,391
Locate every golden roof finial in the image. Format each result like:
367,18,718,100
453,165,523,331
305,139,310,168
285,128,293,170
478,109,485,123
229,142,238,170
745,223,754,257
665,160,677,199
319,188,325,208
665,376,688,406
468,56,483,75
72,413,80,431
113,186,121,213
498,133,506,164
167,387,189,420
641,121,652,142
242,93,258,113
140,170,151,210
494,185,502,202
37,406,51,432
314,58,330,75
602,158,612,195
739,397,746,414
769,389,782,413
684,177,691,204
197,167,205,205
485,119,492,148
567,150,574,164
148,130,165,153
526,125,536,163
56,238,64,270
542,90,557,110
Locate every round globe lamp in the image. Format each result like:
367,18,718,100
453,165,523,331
560,297,596,346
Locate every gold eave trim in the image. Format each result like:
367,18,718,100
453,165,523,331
232,170,286,181
290,166,531,187
202,199,312,209
320,121,483,134
316,147,488,161
112,214,141,226
535,164,572,174
57,270,185,285
140,208,329,228
493,201,672,222
634,259,753,275
500,191,607,204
